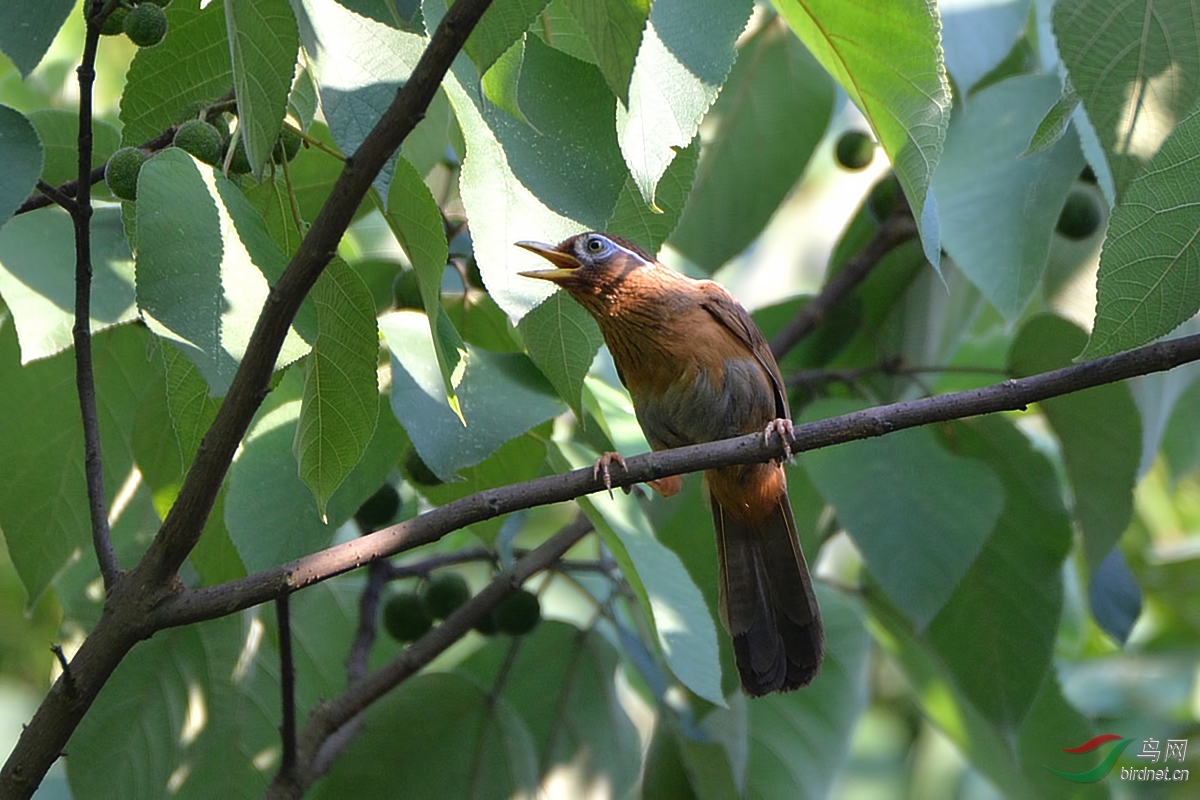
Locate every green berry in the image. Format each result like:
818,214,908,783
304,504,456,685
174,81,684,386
354,484,401,532
494,589,540,636
1056,189,1103,241
173,120,224,166
137,0,173,7
474,611,498,636
835,131,875,171
273,129,303,164
382,591,433,643
105,147,147,201
124,3,168,47
866,173,901,223
402,448,443,487
100,7,128,36
421,573,471,620
226,137,252,174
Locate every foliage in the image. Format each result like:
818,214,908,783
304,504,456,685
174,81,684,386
0,0,1198,797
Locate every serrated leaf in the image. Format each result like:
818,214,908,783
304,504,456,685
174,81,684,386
136,149,309,395
608,136,698,254
1010,315,1139,571
295,261,379,515
381,310,564,481
1083,105,1200,358
616,0,752,208
464,0,550,74
1022,79,1079,158
0,105,41,227
119,0,232,147
302,0,427,199
312,673,538,799
551,442,724,705
931,74,1085,320
560,0,650,104
800,399,1003,630
384,155,466,419
226,0,299,175
517,292,604,417
669,22,834,272
0,206,136,363
481,38,527,122
1054,0,1200,199
0,0,73,77
775,0,951,269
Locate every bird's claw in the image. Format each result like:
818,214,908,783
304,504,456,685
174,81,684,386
594,452,628,498
764,418,795,462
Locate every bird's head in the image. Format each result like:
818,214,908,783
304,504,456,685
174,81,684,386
516,232,656,301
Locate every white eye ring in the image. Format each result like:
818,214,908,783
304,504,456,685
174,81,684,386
586,236,606,253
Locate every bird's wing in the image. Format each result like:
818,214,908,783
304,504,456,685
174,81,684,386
697,282,790,420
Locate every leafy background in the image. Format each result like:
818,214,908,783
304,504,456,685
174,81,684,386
0,0,1198,797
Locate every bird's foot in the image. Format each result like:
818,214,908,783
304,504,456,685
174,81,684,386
593,452,628,498
764,418,795,462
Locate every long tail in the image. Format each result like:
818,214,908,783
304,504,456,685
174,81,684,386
711,475,823,695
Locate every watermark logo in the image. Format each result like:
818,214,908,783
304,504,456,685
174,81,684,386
1047,735,1189,783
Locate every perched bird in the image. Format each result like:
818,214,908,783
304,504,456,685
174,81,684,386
517,232,823,695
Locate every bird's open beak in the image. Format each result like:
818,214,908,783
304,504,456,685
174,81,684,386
516,241,581,281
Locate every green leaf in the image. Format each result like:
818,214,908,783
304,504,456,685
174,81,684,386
384,156,466,418
939,0,1030,93
0,105,41,226
225,0,299,175
616,0,752,208
1010,315,1139,571
559,0,650,104
1162,374,1200,481
1054,0,1200,199
26,109,119,189
669,22,834,272
1022,79,1079,158
295,261,379,516
0,206,136,363
552,442,724,705
312,673,538,799
931,74,1085,320
323,393,411,526
0,324,156,605
517,292,604,417
928,417,1071,732
464,0,550,74
1082,105,1200,357
136,149,309,395
381,309,564,481
0,0,73,77
118,0,232,147
608,137,698,254
775,0,951,268
443,21,627,319
226,401,333,572
459,621,642,796
744,590,870,800
303,0,427,199
800,399,1003,629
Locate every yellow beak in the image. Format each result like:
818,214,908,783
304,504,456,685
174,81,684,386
515,240,582,281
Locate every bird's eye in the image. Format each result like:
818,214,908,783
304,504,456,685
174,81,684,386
586,236,606,253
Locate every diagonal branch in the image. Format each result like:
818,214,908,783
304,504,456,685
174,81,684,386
151,330,1200,631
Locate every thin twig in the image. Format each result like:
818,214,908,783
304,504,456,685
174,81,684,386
769,210,919,359
72,0,119,589
276,594,297,774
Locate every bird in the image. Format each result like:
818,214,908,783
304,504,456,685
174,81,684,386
517,231,823,695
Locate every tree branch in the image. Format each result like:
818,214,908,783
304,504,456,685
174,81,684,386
267,516,594,798
768,209,918,359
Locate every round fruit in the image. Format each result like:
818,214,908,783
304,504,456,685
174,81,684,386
173,119,224,165
138,0,173,7
105,147,148,201
100,7,128,36
421,572,471,620
354,484,401,532
273,129,303,164
402,448,443,486
835,130,875,171
494,589,540,636
866,173,901,222
474,611,498,636
382,591,433,643
124,3,168,47
1056,189,1103,241
226,137,252,174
